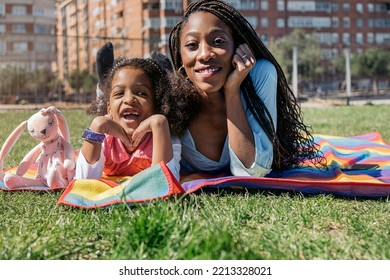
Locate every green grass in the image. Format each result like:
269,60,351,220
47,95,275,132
0,105,390,260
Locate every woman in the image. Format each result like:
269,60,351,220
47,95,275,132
167,0,324,176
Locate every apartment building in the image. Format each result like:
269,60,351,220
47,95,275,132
56,0,389,78
0,0,57,70
56,0,185,83
241,0,390,60
56,0,90,85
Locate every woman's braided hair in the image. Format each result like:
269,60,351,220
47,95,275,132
169,0,325,171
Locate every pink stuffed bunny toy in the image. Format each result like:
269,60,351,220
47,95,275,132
0,106,75,189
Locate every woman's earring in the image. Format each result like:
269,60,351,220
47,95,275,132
178,65,187,78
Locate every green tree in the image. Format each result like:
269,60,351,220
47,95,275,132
0,67,57,103
331,55,345,76
268,29,324,85
68,69,82,95
82,70,98,103
351,48,390,93
68,69,97,103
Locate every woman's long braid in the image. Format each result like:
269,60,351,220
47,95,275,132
169,0,325,171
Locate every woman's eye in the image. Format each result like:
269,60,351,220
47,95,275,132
185,41,198,50
214,38,225,46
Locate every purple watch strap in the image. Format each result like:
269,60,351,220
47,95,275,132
82,128,106,143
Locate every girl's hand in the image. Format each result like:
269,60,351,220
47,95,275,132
131,114,168,148
89,116,133,151
224,43,256,93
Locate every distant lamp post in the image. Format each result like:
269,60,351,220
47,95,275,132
292,46,298,99
344,48,351,106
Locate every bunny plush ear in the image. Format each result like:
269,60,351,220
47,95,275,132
0,121,27,181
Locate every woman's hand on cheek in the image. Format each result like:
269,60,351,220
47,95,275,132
224,43,256,93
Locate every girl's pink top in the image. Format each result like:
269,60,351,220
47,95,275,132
103,134,153,176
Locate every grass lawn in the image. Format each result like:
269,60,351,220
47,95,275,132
0,105,389,260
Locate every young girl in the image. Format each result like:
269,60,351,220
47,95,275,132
75,57,181,180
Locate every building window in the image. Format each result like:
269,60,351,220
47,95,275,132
375,3,390,12
0,23,5,33
260,34,268,44
13,42,28,53
261,17,268,28
162,17,181,28
13,24,27,33
367,4,374,12
35,42,51,52
316,33,337,45
356,18,363,28
320,48,338,60
240,0,258,9
287,1,314,12
277,1,284,11
356,3,363,13
331,17,339,28
288,17,331,29
356,33,363,44
261,0,268,11
162,0,182,11
375,33,390,44
343,33,350,45
367,33,374,43
92,7,101,17
33,7,45,16
12,5,27,15
34,24,51,34
375,18,390,28
226,0,240,9
144,18,161,30
0,42,5,55
343,3,350,12
343,17,350,28
0,4,4,16
246,17,258,28
277,18,285,28
333,33,339,44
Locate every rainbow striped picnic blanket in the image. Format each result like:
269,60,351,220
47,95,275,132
2,132,390,208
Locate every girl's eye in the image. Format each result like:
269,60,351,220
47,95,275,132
137,91,147,97
112,90,124,98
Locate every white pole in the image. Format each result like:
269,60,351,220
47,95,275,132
344,48,351,105
292,46,298,98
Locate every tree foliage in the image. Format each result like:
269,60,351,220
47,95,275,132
351,48,390,78
268,29,324,83
332,48,390,93
0,67,57,103
68,69,98,102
